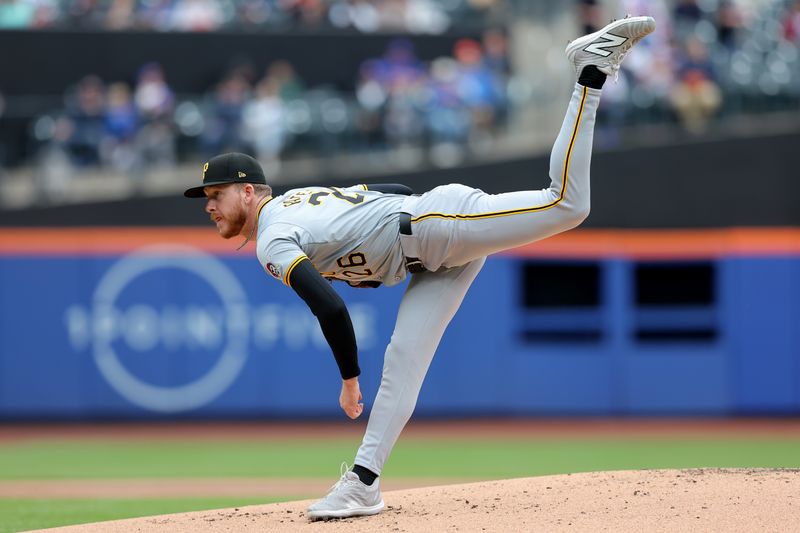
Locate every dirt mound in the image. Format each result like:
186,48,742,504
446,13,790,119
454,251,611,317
27,468,800,533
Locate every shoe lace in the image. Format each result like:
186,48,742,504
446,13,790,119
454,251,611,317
327,462,353,493
608,39,635,81
607,14,645,81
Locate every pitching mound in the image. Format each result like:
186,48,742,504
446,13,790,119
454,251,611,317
29,468,800,532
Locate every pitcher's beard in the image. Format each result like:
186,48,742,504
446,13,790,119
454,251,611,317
219,210,247,239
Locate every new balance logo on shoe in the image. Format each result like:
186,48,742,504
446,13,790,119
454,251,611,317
583,33,628,57
566,16,655,80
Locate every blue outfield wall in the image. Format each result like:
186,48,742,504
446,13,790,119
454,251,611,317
0,246,799,418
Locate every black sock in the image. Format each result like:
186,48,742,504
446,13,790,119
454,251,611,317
352,464,378,486
578,65,607,89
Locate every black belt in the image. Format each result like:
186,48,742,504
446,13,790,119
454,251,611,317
399,212,426,274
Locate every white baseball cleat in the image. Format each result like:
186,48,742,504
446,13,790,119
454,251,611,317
307,463,384,521
566,15,656,80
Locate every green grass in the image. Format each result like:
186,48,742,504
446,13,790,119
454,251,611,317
0,440,360,479
387,439,800,478
0,438,798,480
1,436,799,531
0,498,276,533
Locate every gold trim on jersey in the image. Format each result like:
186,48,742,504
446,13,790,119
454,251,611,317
361,184,369,191
411,86,588,224
283,255,309,287
257,196,274,219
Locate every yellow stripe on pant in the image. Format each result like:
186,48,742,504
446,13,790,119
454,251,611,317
411,85,588,224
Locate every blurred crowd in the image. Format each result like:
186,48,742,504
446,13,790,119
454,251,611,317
3,0,800,200
0,0,506,33
588,0,800,138
34,63,177,178
31,33,510,186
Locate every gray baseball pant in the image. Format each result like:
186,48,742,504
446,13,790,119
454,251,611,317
354,83,600,474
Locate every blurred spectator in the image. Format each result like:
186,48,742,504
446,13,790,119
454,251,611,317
241,77,286,176
382,76,425,148
236,0,271,29
137,0,175,31
676,36,717,86
201,73,251,155
669,68,722,133
672,0,704,43
133,62,176,168
105,82,138,141
374,39,427,90
716,0,744,49
134,63,174,119
64,0,106,29
33,74,106,200
452,38,502,138
372,39,427,147
669,38,722,133
106,0,135,30
481,28,510,125
286,0,327,29
61,75,106,167
102,82,139,173
266,60,305,102
577,0,602,34
379,0,410,32
170,0,225,31
674,0,703,24
784,0,800,43
425,57,470,147
354,59,388,149
482,28,510,78
329,0,381,32
401,0,450,34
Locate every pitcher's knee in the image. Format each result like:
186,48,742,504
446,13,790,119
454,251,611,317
560,202,590,230
574,203,591,225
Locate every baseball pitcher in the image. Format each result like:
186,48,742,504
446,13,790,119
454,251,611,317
185,15,656,520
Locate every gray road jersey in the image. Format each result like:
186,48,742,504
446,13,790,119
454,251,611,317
256,185,409,287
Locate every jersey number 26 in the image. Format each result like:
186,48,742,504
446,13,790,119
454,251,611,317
336,252,373,278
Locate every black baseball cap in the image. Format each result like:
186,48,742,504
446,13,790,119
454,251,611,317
184,152,267,198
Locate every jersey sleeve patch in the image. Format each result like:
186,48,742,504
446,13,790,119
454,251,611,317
265,262,282,279
256,225,309,286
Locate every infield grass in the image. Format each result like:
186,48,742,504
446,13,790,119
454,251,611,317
1,435,799,531
0,498,274,533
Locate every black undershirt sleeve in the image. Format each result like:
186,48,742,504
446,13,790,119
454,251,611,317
364,183,413,196
287,258,360,379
